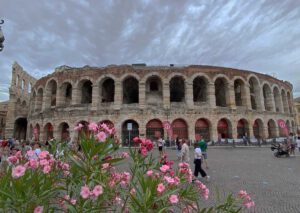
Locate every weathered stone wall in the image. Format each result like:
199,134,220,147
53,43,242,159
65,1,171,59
0,101,8,138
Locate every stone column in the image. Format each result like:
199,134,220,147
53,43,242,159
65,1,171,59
163,82,170,109
228,83,236,109
259,88,265,111
53,125,60,141
244,84,252,109
232,122,238,139
56,86,63,107
211,122,218,142
186,83,194,109
139,82,146,109
279,94,284,113
248,123,254,139
188,122,195,141
72,87,79,105
114,81,122,110
92,84,99,110
207,83,216,108
42,89,50,111
269,92,276,112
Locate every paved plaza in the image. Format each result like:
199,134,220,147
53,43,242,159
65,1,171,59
120,147,300,213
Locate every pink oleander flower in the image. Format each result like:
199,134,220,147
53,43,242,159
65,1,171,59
38,151,49,159
39,159,49,166
63,171,70,177
115,196,122,205
15,151,22,159
27,150,35,157
43,165,51,174
121,152,129,158
238,190,255,209
146,170,153,176
195,180,209,200
28,159,39,169
244,200,255,208
157,183,165,193
64,195,70,200
74,123,84,131
164,176,175,185
169,194,179,204
62,163,70,171
102,163,110,170
130,188,136,195
133,137,141,143
70,199,77,205
88,122,98,132
7,156,18,164
140,147,148,156
96,131,107,142
12,165,26,178
80,185,91,199
34,206,44,213
160,165,170,173
238,190,248,198
92,185,103,197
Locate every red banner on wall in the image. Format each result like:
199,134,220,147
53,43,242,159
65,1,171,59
277,119,288,136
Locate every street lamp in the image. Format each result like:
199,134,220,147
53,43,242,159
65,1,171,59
0,20,5,52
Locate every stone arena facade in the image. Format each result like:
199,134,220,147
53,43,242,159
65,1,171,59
3,62,297,144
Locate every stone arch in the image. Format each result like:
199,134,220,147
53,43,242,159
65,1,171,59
122,119,139,146
237,118,249,138
45,79,58,108
146,119,164,140
193,76,208,102
98,120,115,129
43,122,54,141
120,73,141,82
234,79,247,106
36,88,44,112
195,118,211,141
21,100,27,108
58,122,70,142
253,119,264,139
217,118,232,139
100,78,115,103
145,75,163,105
267,119,277,138
214,77,229,107
170,76,185,102
262,83,273,111
123,76,139,104
248,76,260,110
141,72,163,83
287,91,293,114
59,81,73,106
273,86,282,112
33,123,41,142
190,73,212,84
167,72,188,82
78,79,93,104
171,118,188,140
31,91,37,113
281,89,288,113
13,117,27,141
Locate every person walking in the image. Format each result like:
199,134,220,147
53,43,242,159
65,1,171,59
180,139,190,164
193,143,210,182
198,136,209,169
157,137,164,157
176,137,182,160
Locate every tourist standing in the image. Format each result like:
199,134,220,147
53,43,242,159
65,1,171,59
157,137,164,157
193,143,210,181
181,139,190,164
297,136,300,152
198,136,208,169
176,137,182,160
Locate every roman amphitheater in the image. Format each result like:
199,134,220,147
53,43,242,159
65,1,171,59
0,62,297,145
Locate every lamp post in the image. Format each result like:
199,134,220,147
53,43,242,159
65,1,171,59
0,20,5,51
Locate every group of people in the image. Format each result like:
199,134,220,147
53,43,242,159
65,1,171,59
157,136,210,182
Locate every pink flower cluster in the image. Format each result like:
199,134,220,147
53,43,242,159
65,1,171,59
109,172,131,188
133,137,154,156
178,163,193,183
169,194,179,204
80,185,103,199
238,190,255,209
195,180,209,200
163,175,180,186
34,206,43,213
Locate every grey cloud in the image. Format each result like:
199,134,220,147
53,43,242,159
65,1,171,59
0,0,300,101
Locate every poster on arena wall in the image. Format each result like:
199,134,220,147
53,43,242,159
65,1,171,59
277,119,288,136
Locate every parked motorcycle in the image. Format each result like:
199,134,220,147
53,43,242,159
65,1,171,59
271,142,290,158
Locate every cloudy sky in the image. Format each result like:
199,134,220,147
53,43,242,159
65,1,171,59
1,0,300,101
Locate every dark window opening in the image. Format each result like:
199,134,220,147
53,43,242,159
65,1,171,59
170,77,185,102
193,77,207,102
215,78,227,107
81,81,92,104
102,79,115,103
234,81,243,106
123,77,139,104
150,81,158,91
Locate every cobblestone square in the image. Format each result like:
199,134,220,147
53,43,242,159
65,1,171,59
121,147,300,213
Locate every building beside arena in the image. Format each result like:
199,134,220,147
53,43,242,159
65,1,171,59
0,62,297,144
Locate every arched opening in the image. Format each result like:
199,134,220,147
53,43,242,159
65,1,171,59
98,120,114,130
273,87,281,112
80,80,93,104
170,76,185,102
195,118,210,141
13,118,27,140
44,123,54,141
46,80,57,108
59,122,70,142
33,124,40,142
253,119,264,139
267,119,277,138
122,120,139,146
217,119,232,139
123,77,139,104
215,78,228,107
234,79,246,106
263,84,273,111
36,88,43,112
101,78,115,103
146,119,164,140
146,76,163,105
237,119,249,138
281,90,288,113
193,77,207,102
249,77,260,110
172,118,188,139
61,82,72,106
29,124,33,140
287,92,292,114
